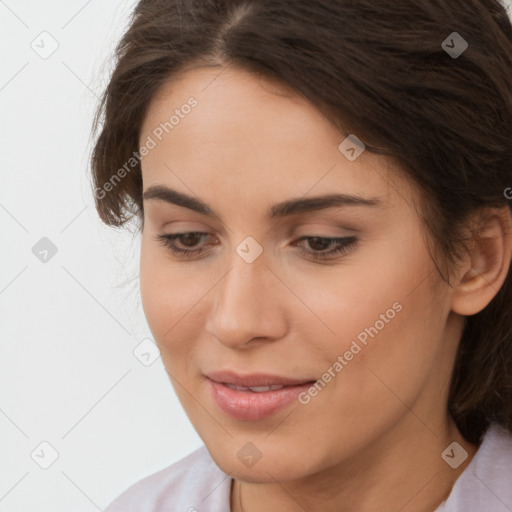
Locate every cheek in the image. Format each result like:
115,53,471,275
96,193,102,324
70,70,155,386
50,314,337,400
298,240,445,417
139,238,206,351
283,239,429,354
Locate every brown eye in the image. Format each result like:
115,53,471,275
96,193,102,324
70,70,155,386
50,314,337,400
295,236,358,261
155,232,216,257
177,232,204,247
305,237,333,251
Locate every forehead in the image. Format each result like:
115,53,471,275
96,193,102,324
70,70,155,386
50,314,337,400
141,65,340,148
139,66,412,208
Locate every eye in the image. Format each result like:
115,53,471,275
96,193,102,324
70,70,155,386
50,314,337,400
155,232,358,262
295,236,358,261
155,232,216,257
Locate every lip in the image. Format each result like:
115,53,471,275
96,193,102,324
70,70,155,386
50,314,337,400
205,370,316,421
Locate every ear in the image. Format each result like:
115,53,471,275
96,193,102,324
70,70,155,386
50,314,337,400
451,206,512,316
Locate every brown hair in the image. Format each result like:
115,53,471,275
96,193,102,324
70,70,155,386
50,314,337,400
90,0,512,444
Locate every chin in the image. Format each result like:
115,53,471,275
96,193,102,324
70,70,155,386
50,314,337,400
204,438,318,483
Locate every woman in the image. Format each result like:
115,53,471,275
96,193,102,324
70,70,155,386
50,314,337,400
91,0,512,510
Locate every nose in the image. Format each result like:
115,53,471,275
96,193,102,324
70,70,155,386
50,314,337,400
204,251,287,349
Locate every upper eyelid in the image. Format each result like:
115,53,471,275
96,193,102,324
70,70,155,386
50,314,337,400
148,207,368,237
161,231,352,239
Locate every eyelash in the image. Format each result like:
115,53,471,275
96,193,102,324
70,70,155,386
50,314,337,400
155,232,358,261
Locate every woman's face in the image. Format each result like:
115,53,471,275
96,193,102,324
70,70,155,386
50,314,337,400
138,66,463,482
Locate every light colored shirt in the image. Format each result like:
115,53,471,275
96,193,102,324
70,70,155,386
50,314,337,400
105,423,512,511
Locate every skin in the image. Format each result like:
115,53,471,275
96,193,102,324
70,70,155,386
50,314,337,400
138,65,512,511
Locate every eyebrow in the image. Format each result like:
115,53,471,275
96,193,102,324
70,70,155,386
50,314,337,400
142,184,385,219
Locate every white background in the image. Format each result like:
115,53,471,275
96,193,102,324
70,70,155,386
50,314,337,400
2,1,512,511
0,2,202,511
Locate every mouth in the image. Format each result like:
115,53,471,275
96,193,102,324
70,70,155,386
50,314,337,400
223,383,290,392
205,370,316,421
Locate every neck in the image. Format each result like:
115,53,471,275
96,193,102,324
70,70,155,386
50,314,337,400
231,415,478,512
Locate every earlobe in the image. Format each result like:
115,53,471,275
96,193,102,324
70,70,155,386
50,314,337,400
451,206,512,316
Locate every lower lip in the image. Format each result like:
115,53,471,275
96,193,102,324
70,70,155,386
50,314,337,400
208,379,314,421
